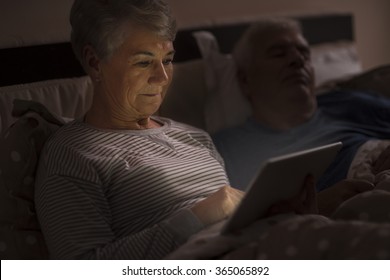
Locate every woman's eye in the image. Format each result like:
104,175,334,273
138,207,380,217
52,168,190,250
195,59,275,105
163,58,173,65
135,61,152,67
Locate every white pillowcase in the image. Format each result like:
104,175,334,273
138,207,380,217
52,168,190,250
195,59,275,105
193,31,252,134
311,41,362,87
160,59,208,130
193,31,362,134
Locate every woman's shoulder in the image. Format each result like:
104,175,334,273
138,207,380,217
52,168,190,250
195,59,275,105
48,119,86,139
43,119,99,153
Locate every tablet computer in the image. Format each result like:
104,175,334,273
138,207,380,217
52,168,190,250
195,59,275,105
220,142,343,235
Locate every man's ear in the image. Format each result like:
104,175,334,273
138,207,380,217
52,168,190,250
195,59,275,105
237,68,250,87
83,45,101,81
236,69,250,98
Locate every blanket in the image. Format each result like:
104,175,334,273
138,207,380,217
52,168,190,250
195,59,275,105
167,205,390,259
167,140,390,260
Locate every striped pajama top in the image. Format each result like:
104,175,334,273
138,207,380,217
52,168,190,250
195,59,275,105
34,116,229,259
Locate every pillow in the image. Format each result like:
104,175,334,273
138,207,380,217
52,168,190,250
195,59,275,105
0,76,93,133
0,101,63,259
311,41,362,87
159,59,208,130
193,31,252,134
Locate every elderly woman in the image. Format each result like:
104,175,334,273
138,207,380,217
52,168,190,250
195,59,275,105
34,0,244,259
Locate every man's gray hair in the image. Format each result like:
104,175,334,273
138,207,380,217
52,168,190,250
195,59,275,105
233,17,302,73
70,0,177,69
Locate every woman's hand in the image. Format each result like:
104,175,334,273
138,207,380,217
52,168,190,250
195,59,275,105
266,174,318,217
317,179,374,216
191,186,244,226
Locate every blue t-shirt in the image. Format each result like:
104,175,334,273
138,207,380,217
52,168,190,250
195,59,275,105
213,90,390,191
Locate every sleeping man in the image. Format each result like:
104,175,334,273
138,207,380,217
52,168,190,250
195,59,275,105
212,17,390,192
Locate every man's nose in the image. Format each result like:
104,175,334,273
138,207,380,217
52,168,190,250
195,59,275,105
289,49,305,67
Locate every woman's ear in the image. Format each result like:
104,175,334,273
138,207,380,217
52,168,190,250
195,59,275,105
83,45,101,82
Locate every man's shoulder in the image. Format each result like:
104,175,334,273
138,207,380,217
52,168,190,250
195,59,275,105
212,120,254,141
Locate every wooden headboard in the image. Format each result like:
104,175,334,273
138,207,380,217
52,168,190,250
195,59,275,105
0,13,353,87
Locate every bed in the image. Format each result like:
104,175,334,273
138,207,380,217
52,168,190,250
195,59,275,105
1,12,390,260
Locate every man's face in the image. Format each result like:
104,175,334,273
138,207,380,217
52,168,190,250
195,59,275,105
244,29,316,114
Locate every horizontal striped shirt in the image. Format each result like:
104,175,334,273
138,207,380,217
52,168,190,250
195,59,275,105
35,117,228,259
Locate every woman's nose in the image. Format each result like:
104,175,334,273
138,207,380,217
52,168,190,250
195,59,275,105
149,63,169,85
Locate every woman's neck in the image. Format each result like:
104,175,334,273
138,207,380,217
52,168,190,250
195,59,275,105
84,100,161,130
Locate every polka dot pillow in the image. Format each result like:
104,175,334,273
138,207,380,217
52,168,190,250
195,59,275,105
0,105,62,259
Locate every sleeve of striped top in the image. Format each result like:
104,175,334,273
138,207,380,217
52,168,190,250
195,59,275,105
35,174,205,260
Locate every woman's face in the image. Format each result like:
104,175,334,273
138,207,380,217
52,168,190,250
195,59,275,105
96,25,175,121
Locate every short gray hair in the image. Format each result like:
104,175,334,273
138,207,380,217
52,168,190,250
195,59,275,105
70,0,177,69
233,17,302,73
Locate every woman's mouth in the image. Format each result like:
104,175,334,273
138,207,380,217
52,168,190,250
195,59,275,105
141,93,160,97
